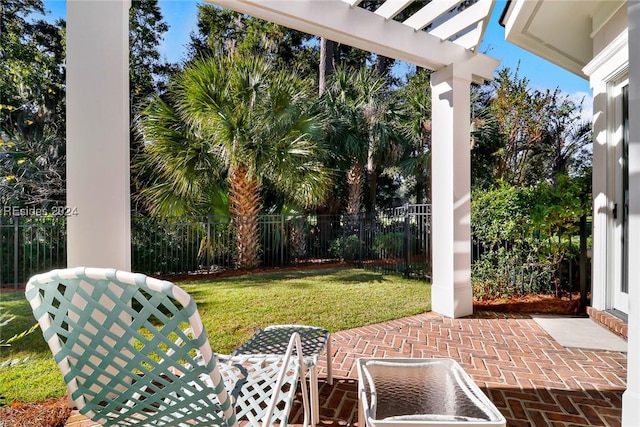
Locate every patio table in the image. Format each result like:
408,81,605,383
357,358,506,427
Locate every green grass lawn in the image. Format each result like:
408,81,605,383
0,267,430,405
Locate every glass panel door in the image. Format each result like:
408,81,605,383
621,84,629,295
614,83,629,313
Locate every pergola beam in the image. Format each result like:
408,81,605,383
208,0,496,80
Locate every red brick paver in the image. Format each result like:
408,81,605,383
66,311,627,426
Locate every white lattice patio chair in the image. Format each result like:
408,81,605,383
25,267,310,427
233,325,332,426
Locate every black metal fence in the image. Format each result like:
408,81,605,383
471,217,591,300
130,205,432,280
0,206,432,288
0,215,67,288
0,205,589,300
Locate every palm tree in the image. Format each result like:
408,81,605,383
137,54,331,268
396,68,432,204
135,95,229,217
322,66,406,214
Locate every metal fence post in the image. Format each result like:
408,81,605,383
14,216,19,289
281,213,285,266
579,215,588,308
207,216,211,272
404,208,410,279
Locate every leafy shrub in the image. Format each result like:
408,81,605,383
373,232,404,259
471,243,556,299
471,176,590,299
329,234,361,261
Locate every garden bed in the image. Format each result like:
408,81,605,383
473,293,584,315
0,397,70,427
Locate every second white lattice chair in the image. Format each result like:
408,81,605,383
233,324,333,426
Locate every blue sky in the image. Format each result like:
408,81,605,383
43,0,591,114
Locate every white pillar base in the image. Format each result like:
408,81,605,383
431,282,473,319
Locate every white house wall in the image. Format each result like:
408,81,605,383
622,2,640,423
582,2,640,423
593,4,627,55
505,1,638,421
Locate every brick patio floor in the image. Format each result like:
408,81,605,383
65,311,627,427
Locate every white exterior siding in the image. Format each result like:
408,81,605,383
622,2,640,422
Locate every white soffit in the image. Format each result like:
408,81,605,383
502,0,624,79
206,0,498,81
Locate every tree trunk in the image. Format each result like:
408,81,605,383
319,37,336,94
366,147,378,213
229,164,262,269
415,180,425,205
374,54,389,77
346,162,364,215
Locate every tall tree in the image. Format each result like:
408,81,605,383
472,66,592,188
187,4,318,77
323,66,406,214
319,38,336,95
134,95,229,218
129,0,176,111
0,0,66,208
536,93,592,183
489,67,546,184
129,0,178,213
396,68,432,204
1,0,65,140
137,54,332,268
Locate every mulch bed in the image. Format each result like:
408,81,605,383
473,293,584,315
0,397,71,427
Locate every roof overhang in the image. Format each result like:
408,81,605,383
205,0,499,83
500,0,625,79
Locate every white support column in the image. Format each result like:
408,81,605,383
622,1,640,424
66,0,131,270
589,80,610,311
430,64,473,318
